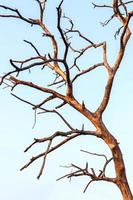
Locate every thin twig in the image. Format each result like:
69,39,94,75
24,40,41,56
80,150,108,162
37,139,52,179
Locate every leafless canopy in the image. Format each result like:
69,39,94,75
0,1,133,199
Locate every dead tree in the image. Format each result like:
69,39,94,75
0,0,133,199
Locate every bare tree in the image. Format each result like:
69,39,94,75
0,0,133,199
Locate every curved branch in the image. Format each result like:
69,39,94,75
9,76,65,100
23,40,41,56
95,71,114,116
0,5,39,25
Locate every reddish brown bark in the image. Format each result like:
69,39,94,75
0,0,133,199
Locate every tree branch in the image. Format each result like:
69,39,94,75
23,40,41,56
0,5,39,25
57,1,73,97
37,139,52,179
20,130,100,173
57,158,115,193
9,76,65,100
72,63,104,83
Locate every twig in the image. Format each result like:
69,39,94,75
92,3,112,9
80,150,108,162
32,109,37,129
37,139,52,179
33,95,56,109
72,63,104,82
0,5,39,25
54,110,74,130
24,40,41,56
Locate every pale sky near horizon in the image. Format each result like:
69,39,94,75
0,1,133,200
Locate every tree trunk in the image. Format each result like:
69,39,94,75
68,97,133,199
99,121,133,200
117,180,133,200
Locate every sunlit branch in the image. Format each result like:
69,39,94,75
113,7,132,71
95,72,114,116
9,76,65,100
0,56,66,86
113,0,125,22
36,0,47,22
39,20,67,82
0,1,133,197
102,42,111,70
0,4,66,82
95,14,132,116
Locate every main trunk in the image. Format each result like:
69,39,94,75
68,97,133,200
117,179,133,200
99,121,133,200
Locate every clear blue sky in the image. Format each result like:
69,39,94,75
0,0,133,199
